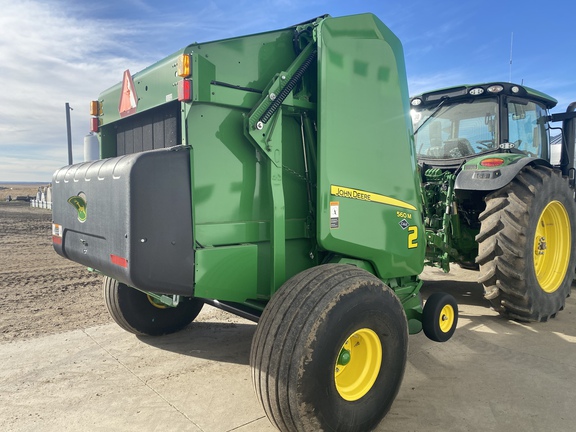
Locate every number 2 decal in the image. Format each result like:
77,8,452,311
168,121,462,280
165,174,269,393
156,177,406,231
408,226,418,249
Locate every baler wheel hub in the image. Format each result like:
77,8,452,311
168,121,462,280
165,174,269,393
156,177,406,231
334,328,382,401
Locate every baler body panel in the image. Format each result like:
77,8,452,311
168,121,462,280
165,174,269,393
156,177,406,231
316,14,425,279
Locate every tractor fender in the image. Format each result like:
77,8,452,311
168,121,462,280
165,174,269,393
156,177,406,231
454,157,551,191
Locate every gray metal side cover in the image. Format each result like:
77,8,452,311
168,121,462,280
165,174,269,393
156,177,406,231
52,146,193,296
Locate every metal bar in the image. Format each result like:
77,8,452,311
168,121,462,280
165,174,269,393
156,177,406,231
65,103,73,165
269,156,286,293
300,114,313,216
203,299,261,322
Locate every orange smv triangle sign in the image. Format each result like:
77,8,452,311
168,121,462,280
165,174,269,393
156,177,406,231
119,69,138,117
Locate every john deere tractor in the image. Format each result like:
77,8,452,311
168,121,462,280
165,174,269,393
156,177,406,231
411,82,576,322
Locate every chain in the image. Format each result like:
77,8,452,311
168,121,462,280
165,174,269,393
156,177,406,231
282,164,314,185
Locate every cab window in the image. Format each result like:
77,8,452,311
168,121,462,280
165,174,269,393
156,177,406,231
413,98,499,160
507,99,548,157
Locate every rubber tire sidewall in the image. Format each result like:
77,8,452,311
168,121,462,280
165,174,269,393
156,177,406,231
251,264,408,432
422,292,458,342
103,276,203,336
477,166,576,321
522,175,575,312
298,292,408,431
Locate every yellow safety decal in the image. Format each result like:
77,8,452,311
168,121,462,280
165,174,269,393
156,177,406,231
330,185,417,211
408,226,418,249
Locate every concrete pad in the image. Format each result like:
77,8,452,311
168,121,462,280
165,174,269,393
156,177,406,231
391,267,576,432
1,267,575,431
0,316,270,432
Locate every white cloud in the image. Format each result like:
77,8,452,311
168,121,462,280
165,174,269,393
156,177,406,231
0,0,334,181
0,0,328,181
0,0,154,181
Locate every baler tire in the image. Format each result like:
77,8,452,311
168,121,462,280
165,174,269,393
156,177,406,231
103,276,203,336
476,165,576,322
250,264,408,432
422,292,458,342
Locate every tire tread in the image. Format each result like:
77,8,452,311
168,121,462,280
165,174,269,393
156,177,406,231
475,166,576,321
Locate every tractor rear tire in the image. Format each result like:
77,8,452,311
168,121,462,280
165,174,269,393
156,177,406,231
476,165,576,322
250,264,408,432
103,276,204,336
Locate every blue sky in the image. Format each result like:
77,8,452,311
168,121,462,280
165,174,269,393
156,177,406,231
1,0,575,182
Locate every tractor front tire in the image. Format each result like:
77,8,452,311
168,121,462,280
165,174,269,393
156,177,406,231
476,165,576,322
103,276,204,336
250,264,408,432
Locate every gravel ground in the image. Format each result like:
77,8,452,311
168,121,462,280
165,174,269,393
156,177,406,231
0,191,112,343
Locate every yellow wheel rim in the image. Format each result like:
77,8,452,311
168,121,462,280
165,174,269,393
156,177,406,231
334,328,382,401
147,295,168,309
533,201,571,293
438,304,455,333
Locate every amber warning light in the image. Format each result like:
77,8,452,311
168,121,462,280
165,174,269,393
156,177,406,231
89,100,100,116
177,54,191,77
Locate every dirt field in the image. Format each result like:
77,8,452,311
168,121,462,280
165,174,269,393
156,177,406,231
0,186,111,343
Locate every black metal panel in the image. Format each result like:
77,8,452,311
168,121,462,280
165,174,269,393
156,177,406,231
52,146,193,296
143,123,153,152
115,102,180,155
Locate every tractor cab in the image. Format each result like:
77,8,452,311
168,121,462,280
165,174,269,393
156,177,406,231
410,83,557,168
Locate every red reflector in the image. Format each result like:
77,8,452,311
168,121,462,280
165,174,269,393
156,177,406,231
480,158,504,167
110,254,128,268
52,236,62,245
90,117,99,132
178,79,192,102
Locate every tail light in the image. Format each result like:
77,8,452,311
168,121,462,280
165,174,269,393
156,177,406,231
480,158,505,167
